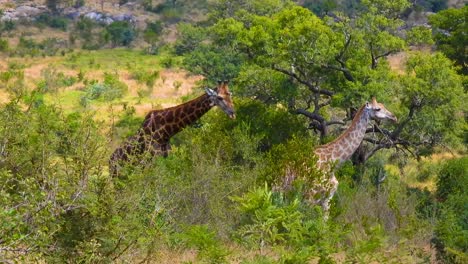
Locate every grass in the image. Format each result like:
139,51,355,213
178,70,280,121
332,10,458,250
1,48,198,125
60,48,182,72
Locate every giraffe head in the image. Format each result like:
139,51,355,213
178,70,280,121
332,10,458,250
205,80,236,119
366,97,397,122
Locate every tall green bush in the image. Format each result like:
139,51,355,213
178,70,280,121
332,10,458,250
105,21,136,47
433,157,468,263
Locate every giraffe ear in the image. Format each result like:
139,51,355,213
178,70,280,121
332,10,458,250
205,88,217,96
365,102,370,108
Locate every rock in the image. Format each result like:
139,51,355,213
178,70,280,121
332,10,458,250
0,5,47,22
84,11,103,21
65,11,81,20
102,17,114,25
112,13,135,23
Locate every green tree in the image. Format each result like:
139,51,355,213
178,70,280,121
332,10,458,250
428,6,468,75
105,21,136,47
143,21,163,53
182,0,466,163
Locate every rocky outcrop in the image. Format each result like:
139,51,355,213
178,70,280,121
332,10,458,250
0,4,48,21
62,6,136,25
0,4,136,25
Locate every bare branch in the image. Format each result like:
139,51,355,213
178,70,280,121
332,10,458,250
326,120,345,126
375,50,398,61
295,109,325,122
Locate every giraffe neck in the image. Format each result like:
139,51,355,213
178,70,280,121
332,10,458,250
315,105,370,166
172,93,213,129
143,93,213,142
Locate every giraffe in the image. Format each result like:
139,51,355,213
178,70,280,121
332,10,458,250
310,97,397,218
109,81,235,177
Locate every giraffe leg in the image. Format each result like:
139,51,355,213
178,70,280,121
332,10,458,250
161,143,171,157
109,147,127,178
321,174,339,220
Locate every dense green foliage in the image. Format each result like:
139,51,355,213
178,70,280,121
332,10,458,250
0,0,466,263
105,21,137,47
433,157,468,263
428,6,468,75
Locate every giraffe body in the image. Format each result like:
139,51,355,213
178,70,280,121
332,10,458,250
312,98,397,217
110,81,234,176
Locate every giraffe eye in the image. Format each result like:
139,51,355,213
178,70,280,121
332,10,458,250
375,108,381,111
217,96,224,101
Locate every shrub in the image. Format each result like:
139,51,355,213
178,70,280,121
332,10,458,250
130,68,159,88
176,225,230,263
232,183,307,248
105,21,136,47
433,157,468,263
38,66,76,93
0,100,111,262
0,38,8,52
40,38,62,56
82,72,128,102
143,21,163,45
15,37,41,57
0,20,15,34
232,183,343,262
36,14,69,31
436,157,468,201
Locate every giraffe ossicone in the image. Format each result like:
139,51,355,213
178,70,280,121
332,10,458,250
109,81,235,177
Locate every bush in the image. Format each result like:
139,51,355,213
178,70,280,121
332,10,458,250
176,225,230,263
36,14,69,31
13,37,62,57
15,37,40,57
0,20,16,34
436,157,468,201
0,100,111,262
82,72,128,102
0,38,8,52
73,17,105,50
130,68,159,88
143,21,163,45
38,66,77,93
433,157,468,263
105,21,136,47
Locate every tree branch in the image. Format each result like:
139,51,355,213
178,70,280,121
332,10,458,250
271,65,334,96
321,64,355,82
326,120,345,126
295,109,325,122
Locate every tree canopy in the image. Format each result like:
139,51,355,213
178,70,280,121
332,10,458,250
179,0,466,163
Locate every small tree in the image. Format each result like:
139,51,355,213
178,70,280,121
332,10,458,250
105,21,136,47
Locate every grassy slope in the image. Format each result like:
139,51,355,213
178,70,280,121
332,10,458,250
0,48,203,122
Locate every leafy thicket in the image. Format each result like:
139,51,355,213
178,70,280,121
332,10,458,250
428,6,468,75
433,157,468,263
0,0,466,263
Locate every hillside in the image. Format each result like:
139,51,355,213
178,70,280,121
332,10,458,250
0,1,466,263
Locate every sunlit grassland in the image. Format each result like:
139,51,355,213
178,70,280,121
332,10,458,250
60,48,168,71
1,48,196,125
385,151,460,192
